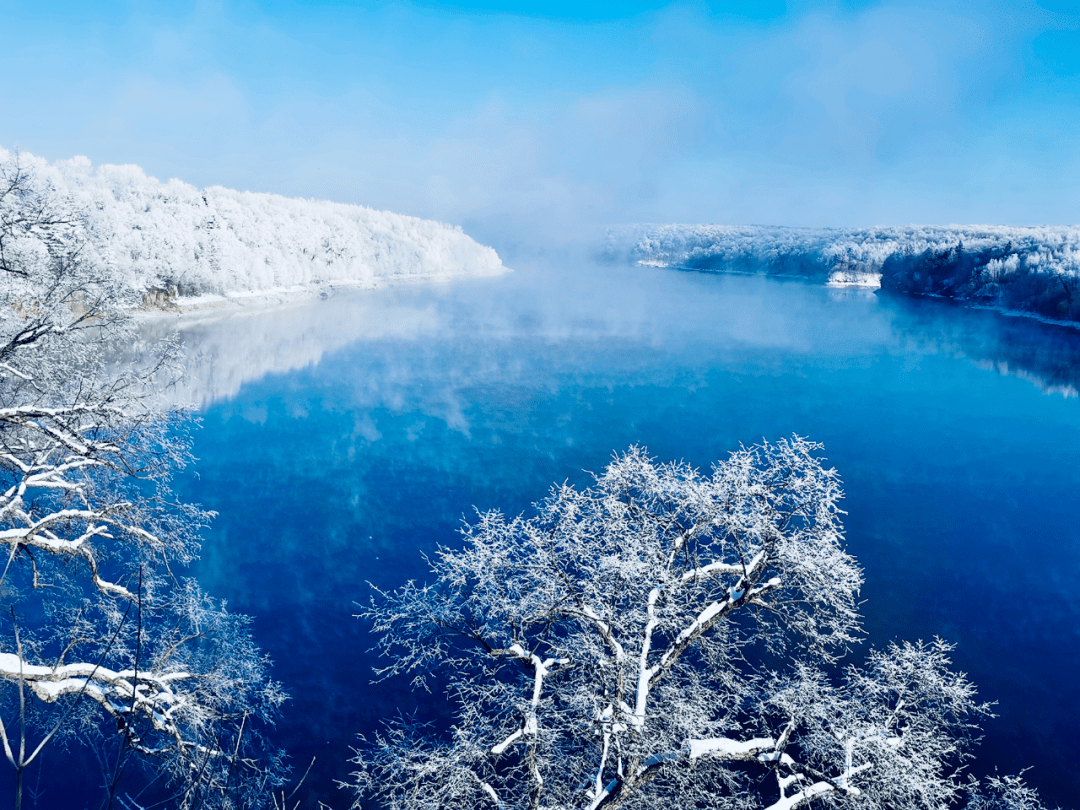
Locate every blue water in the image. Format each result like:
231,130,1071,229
171,260,1080,808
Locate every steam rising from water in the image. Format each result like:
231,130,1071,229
139,259,1080,415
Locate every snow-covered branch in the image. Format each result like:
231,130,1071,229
0,652,192,742
490,644,567,756
353,442,1047,810
688,736,775,761
0,148,287,809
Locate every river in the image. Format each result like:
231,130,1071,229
159,256,1080,808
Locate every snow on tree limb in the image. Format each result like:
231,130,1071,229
0,652,193,741
687,736,775,761
354,442,1047,810
0,148,287,809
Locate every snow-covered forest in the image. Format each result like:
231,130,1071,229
615,224,1080,324
0,147,504,307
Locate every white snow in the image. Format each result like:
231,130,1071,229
688,737,775,760
2,147,506,309
633,586,663,723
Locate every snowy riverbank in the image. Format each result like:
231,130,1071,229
613,224,1080,325
4,148,506,309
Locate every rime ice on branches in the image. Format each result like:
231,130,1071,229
0,152,286,809
357,440,1048,810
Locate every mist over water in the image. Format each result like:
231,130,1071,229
145,258,1080,808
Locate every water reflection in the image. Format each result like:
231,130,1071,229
135,289,443,405
876,294,1080,397
139,261,1080,414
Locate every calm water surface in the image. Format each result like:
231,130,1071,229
166,259,1080,807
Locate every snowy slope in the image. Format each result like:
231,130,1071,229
4,148,505,303
615,224,1080,324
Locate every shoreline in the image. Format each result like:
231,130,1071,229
130,266,511,326
654,263,1080,331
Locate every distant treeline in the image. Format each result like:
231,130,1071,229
880,241,1080,323
614,223,1080,325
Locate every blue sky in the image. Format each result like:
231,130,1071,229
1,0,1078,242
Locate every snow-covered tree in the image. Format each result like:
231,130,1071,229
356,439,1052,810
0,145,504,302
0,153,286,808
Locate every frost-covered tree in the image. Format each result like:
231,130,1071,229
0,153,286,808
357,439,1052,810
0,145,504,301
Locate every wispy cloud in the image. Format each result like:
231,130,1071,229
1,0,1076,249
